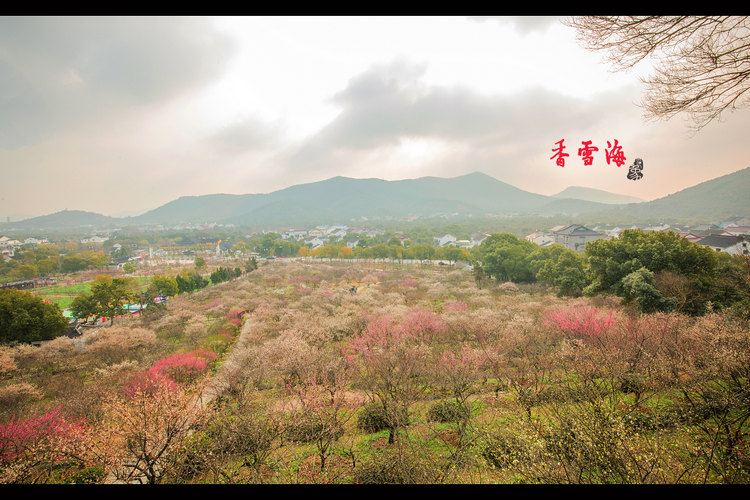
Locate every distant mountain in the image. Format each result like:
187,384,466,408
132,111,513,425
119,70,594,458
594,167,750,223
0,210,118,230
5,168,749,230
553,186,643,205
138,172,554,227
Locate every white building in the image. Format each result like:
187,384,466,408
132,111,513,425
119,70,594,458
697,235,750,256
0,236,21,248
307,237,326,249
23,237,48,245
525,231,554,246
81,236,109,244
434,234,457,247
551,224,606,252
281,230,307,241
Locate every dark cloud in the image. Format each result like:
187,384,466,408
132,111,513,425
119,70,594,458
286,59,636,173
0,17,236,149
469,16,559,34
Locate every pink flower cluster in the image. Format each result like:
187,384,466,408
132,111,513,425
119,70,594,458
444,300,469,313
546,306,616,338
400,277,419,288
345,308,447,363
225,308,245,327
0,406,85,462
124,349,218,396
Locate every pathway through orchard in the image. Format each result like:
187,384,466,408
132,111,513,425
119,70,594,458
104,315,254,484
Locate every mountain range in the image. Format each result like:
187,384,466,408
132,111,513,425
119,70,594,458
2,168,749,230
552,186,643,205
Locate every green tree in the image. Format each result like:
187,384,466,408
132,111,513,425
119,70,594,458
245,257,258,272
150,275,179,298
122,262,136,274
440,246,466,265
194,256,206,270
175,274,194,294
71,275,138,325
0,288,68,343
531,244,589,297
621,267,677,313
476,233,536,283
585,229,717,296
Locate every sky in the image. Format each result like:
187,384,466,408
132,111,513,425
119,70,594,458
1,16,749,219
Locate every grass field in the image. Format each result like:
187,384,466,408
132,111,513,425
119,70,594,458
32,276,152,310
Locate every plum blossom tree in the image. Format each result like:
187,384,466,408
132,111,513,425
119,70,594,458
345,315,430,444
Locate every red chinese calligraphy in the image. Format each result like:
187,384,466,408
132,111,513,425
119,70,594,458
550,139,569,167
577,140,599,166
605,139,626,167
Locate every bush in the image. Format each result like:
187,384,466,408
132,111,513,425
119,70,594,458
353,445,440,484
357,402,409,433
427,399,470,423
285,417,343,444
65,466,106,484
0,288,68,343
482,431,532,469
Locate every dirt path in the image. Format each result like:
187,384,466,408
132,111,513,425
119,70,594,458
198,315,253,409
104,316,253,484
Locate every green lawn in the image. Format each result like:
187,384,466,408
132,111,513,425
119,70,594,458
32,276,151,310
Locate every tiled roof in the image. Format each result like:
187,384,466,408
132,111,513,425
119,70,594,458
552,224,602,236
698,234,747,249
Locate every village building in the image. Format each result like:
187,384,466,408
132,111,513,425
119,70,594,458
697,234,750,256
719,216,750,228
470,233,490,246
434,234,457,247
525,231,554,246
453,239,475,249
551,224,605,252
306,237,326,249
724,226,750,236
81,235,109,244
281,229,307,241
23,237,48,245
676,231,705,244
0,236,22,248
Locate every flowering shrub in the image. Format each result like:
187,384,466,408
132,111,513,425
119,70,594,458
400,308,447,340
123,370,178,397
0,406,86,463
546,306,616,338
400,277,419,288
443,300,469,313
122,348,217,397
0,383,43,411
149,349,218,384
0,347,17,374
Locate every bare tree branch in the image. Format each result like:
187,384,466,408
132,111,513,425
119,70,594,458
562,16,750,130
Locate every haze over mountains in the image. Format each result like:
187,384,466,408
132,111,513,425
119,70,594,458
552,186,644,205
3,168,749,230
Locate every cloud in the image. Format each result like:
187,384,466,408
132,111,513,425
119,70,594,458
205,117,281,154
469,16,559,35
284,59,637,176
0,16,236,149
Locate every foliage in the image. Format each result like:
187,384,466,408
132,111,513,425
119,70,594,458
474,233,537,283
427,399,471,423
353,444,441,484
357,402,409,434
0,288,68,344
70,275,138,325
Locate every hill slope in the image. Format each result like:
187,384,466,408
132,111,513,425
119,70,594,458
0,210,119,230
5,168,749,229
595,167,750,223
553,186,643,205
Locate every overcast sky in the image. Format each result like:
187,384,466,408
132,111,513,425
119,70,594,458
1,16,749,219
